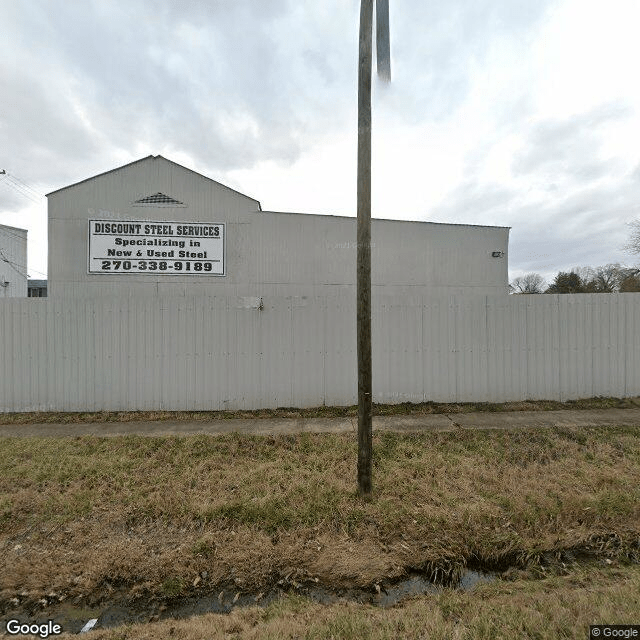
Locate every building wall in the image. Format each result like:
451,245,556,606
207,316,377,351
48,155,261,298
47,156,510,298
251,213,508,296
2,293,638,412
0,224,27,298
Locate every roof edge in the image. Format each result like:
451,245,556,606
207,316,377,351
45,156,155,196
260,210,511,229
45,155,262,209
0,223,29,234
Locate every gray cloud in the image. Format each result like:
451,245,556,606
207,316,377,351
2,0,639,285
512,104,633,180
1,0,359,189
430,181,516,226
0,0,558,191
507,174,640,280
431,161,640,282
0,63,99,207
383,0,555,123
431,98,640,283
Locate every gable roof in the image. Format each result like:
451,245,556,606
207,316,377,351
45,155,262,209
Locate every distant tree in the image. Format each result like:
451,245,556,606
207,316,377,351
622,219,640,290
572,266,595,287
583,263,624,292
509,273,546,294
545,271,586,293
545,264,640,294
619,268,640,292
623,219,640,256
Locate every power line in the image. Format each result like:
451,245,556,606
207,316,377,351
0,170,44,204
0,241,47,278
27,266,47,277
0,249,28,279
0,169,42,196
0,228,49,275
0,175,42,205
0,252,47,278
6,172,42,197
0,177,40,204
6,174,41,198
0,171,47,279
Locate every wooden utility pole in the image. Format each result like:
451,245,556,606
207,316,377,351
357,0,390,497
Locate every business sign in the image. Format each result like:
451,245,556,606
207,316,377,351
88,220,225,275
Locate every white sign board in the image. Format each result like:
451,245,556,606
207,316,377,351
88,220,225,275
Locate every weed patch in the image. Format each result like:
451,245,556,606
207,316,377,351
3,396,640,425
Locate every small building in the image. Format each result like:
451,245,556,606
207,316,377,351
46,155,510,299
0,223,28,298
27,280,48,297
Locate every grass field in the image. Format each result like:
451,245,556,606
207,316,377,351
1,421,639,637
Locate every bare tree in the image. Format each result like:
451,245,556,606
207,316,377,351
623,219,640,256
588,263,625,292
621,219,640,290
572,266,597,288
509,273,546,294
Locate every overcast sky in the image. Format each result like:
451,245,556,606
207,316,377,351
2,0,640,285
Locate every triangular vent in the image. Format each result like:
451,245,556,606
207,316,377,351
132,192,186,206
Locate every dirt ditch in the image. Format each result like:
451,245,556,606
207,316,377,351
0,567,503,634
3,549,635,636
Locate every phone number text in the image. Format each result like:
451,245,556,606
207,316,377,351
97,260,218,272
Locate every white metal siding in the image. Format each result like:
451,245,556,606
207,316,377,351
0,225,27,298
2,293,640,412
253,213,509,295
47,156,510,299
48,157,260,298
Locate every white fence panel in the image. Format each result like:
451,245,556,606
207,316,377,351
373,295,424,405
422,296,456,403
525,295,560,401
292,297,325,409
323,296,356,407
625,294,640,396
1,293,640,412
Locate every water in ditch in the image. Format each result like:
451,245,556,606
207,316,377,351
1,569,496,635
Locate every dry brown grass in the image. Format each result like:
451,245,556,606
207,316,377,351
60,563,640,640
1,426,639,613
2,396,640,425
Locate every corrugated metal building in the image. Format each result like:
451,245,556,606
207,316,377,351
2,156,639,412
0,223,28,298
47,155,510,298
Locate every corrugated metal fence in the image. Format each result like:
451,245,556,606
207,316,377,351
1,293,639,412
